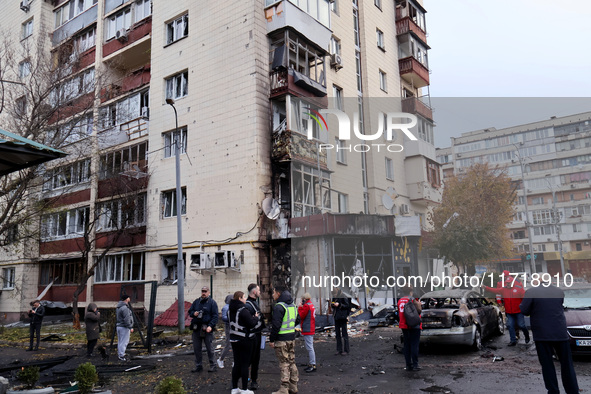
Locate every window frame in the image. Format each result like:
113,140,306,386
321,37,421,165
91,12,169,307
165,70,188,100
376,28,385,50
94,252,146,283
336,137,347,164
385,157,394,180
2,267,15,290
166,13,189,45
161,187,187,218
22,18,34,39
163,127,188,158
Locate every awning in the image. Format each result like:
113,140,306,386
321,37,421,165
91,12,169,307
0,128,67,176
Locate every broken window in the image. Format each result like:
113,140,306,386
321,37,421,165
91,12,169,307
39,259,83,285
163,127,187,158
161,253,186,284
95,252,145,283
166,13,188,45
166,70,188,100
41,207,89,240
292,163,330,218
162,187,187,218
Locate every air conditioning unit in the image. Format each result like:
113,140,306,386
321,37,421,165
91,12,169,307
141,106,149,118
399,204,410,215
190,253,213,270
214,251,236,268
20,0,30,12
115,28,128,42
330,54,343,70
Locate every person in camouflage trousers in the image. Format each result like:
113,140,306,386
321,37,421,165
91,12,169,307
269,285,300,394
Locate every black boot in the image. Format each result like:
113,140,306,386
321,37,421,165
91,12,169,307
524,330,531,344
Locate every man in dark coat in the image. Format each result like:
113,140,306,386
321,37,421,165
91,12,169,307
520,284,579,394
27,300,45,351
188,285,219,373
244,283,265,390
331,287,351,355
85,303,101,357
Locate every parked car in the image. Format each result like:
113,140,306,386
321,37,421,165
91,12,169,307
563,285,591,355
419,289,504,350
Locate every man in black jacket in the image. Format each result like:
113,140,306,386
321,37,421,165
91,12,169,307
520,284,579,394
188,286,219,373
245,283,265,391
269,285,299,394
27,300,45,351
331,287,351,355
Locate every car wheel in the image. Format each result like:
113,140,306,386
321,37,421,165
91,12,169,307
472,326,482,351
496,314,505,336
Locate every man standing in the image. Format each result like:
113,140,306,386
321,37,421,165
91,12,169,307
269,285,299,394
520,284,579,394
331,287,350,356
27,300,45,351
244,283,265,391
116,294,134,361
188,286,219,373
484,272,530,346
298,293,316,373
397,286,422,371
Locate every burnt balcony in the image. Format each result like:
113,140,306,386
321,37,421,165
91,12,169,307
399,56,429,88
402,97,433,121
272,128,328,169
396,17,427,46
270,68,328,105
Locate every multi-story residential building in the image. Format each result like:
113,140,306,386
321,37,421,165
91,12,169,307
0,0,440,323
436,112,591,278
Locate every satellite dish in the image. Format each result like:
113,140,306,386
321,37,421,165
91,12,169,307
262,197,281,220
382,187,398,210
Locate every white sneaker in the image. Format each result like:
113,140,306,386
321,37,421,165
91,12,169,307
230,389,241,394
240,390,254,394
217,358,224,369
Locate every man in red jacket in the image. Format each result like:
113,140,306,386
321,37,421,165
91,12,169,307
298,293,316,373
484,272,530,346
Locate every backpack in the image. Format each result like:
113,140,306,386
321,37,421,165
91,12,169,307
403,299,421,328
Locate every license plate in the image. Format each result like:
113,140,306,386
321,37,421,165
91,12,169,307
576,340,591,346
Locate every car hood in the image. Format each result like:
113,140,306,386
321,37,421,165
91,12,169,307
564,308,591,327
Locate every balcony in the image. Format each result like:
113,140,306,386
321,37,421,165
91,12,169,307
121,117,149,141
399,56,429,88
272,128,328,169
270,68,328,103
408,181,442,206
103,17,152,68
52,5,98,46
396,17,427,46
402,97,433,121
265,0,331,50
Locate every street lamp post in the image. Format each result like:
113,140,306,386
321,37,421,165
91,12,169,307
166,98,185,334
512,144,536,274
545,175,566,276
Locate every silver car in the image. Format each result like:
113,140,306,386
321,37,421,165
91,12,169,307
419,289,504,350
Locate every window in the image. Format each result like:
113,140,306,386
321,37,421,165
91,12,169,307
292,163,331,218
99,142,148,179
2,267,15,290
532,197,545,205
379,70,387,92
43,159,91,191
554,243,559,251
330,36,341,55
49,68,95,106
161,253,186,283
55,0,98,29
162,187,186,218
332,85,343,110
22,19,33,39
376,29,385,50
573,223,583,233
330,0,338,14
289,98,321,139
336,138,347,164
374,0,382,9
385,157,394,180
166,13,188,45
18,61,31,79
95,252,145,283
337,193,348,213
576,243,582,251
134,0,151,23
74,27,96,53
99,92,144,129
427,159,441,187
163,127,187,158
41,207,90,240
97,193,147,231
106,8,131,40
39,259,83,285
15,96,27,116
166,71,188,100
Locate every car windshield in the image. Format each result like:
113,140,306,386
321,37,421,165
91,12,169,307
563,288,591,309
421,297,462,309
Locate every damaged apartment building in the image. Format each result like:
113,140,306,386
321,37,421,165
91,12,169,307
0,0,441,323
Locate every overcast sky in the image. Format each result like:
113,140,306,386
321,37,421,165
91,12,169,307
424,0,591,147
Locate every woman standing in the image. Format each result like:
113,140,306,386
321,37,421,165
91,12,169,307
217,294,234,369
85,303,100,357
229,291,260,394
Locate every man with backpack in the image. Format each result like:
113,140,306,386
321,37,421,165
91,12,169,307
397,286,422,371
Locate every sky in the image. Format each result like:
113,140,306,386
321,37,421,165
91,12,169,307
423,0,591,147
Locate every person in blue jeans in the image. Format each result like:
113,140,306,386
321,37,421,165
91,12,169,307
217,294,233,369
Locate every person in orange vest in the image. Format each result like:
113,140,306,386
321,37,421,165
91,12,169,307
484,272,530,346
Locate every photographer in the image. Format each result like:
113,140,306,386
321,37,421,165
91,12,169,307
27,300,45,351
188,286,219,373
331,287,350,356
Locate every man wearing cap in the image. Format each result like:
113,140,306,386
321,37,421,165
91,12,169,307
484,270,529,346
27,300,45,351
188,286,219,373
116,294,134,361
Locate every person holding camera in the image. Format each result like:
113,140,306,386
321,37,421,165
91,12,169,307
331,287,351,356
188,286,219,373
298,293,316,372
85,303,101,357
229,291,261,394
27,300,45,351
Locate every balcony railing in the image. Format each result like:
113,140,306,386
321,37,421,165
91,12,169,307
272,128,327,168
396,17,427,45
402,97,433,121
121,117,149,140
399,56,430,88
408,181,442,205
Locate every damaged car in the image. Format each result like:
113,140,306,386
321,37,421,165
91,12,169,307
419,289,504,350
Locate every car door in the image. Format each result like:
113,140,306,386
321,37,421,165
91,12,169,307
466,292,494,337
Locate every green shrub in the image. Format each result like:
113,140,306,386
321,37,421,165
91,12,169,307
17,366,39,389
155,376,186,394
74,362,98,394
